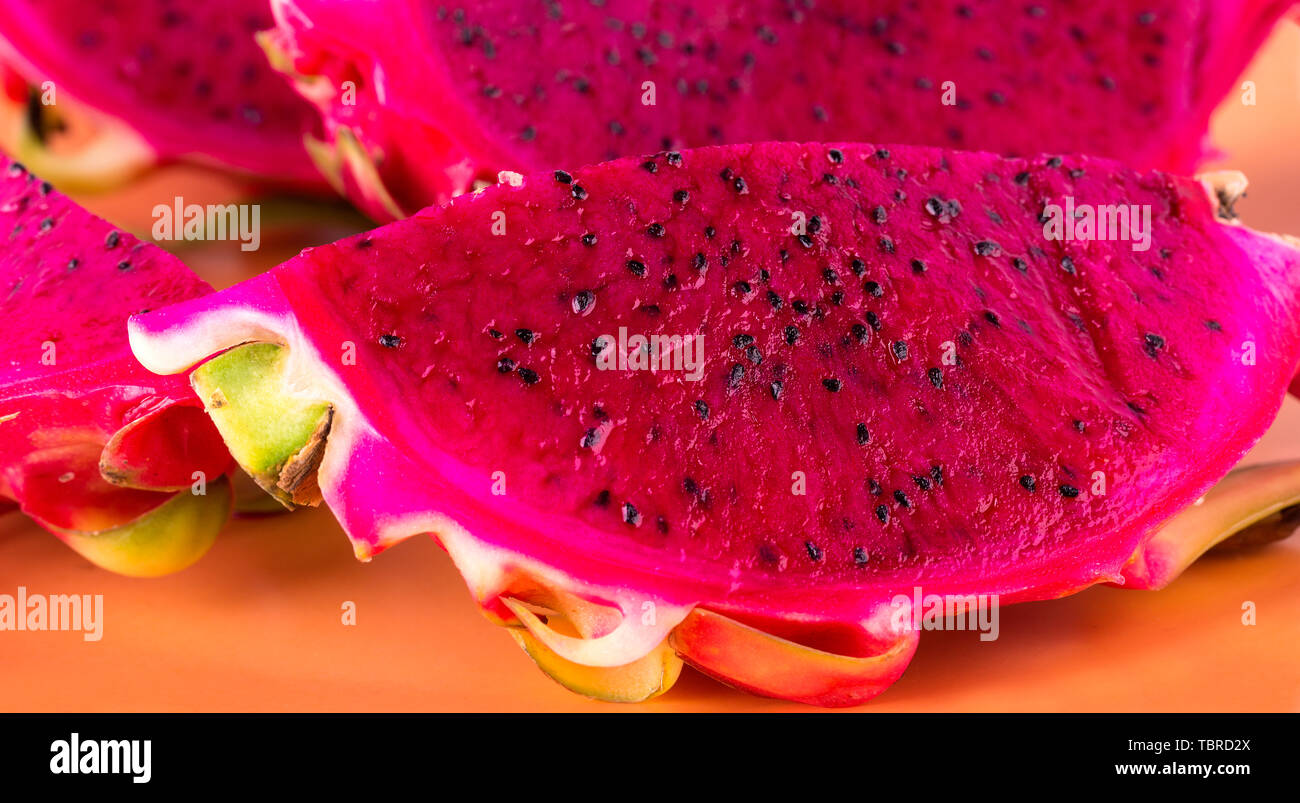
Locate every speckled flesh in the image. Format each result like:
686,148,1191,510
263,0,1294,217
0,0,322,181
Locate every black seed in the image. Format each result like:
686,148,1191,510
1013,171,1031,185
626,259,647,277
875,505,889,524
850,258,866,276
732,176,748,193
804,540,823,561
1012,257,1028,272
797,234,813,248
666,151,683,166
378,333,402,348
66,258,79,270
673,189,690,203
864,280,883,298
732,333,754,348
878,236,895,254
928,367,943,388
488,328,503,339
784,326,799,345
924,197,945,217
105,231,121,248
854,546,870,565
515,328,536,344
856,423,870,444
728,363,745,388
581,428,599,448
594,489,611,506
572,290,595,312
913,475,932,491
1046,156,1063,168
974,240,1001,257
746,346,762,365
694,400,709,420
1059,484,1080,498
622,503,641,526
828,148,844,164
39,217,53,231
641,160,658,173
1206,320,1222,332
1144,332,1165,357
1060,256,1076,274
646,222,665,237
872,205,888,224
930,465,944,485
1074,419,1086,432
116,260,131,271
733,280,751,295
571,184,588,200
1019,475,1036,492
704,225,716,238
892,341,908,361
823,268,838,284
518,367,540,384
581,232,597,246
554,170,572,184
496,357,516,373
911,258,927,274
984,311,1000,327
822,378,842,392
770,380,783,400
893,490,911,508
851,323,869,343
767,290,783,309
865,311,882,331
683,477,698,496
519,125,536,141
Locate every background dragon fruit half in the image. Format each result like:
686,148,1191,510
0,0,324,190
130,142,1300,704
263,0,1296,219
0,156,233,576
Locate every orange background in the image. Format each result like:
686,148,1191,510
2,25,1299,712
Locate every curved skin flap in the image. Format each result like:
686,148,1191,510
669,608,920,708
55,475,233,578
1120,460,1300,590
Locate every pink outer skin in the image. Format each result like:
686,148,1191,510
264,0,1296,220
0,157,230,535
129,143,1300,648
0,1,323,184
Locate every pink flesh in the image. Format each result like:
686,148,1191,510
132,142,1300,624
0,156,229,532
0,0,322,182
267,0,1294,215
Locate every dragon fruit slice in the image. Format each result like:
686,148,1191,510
129,143,1300,704
262,0,1294,219
0,156,232,576
0,1,323,188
